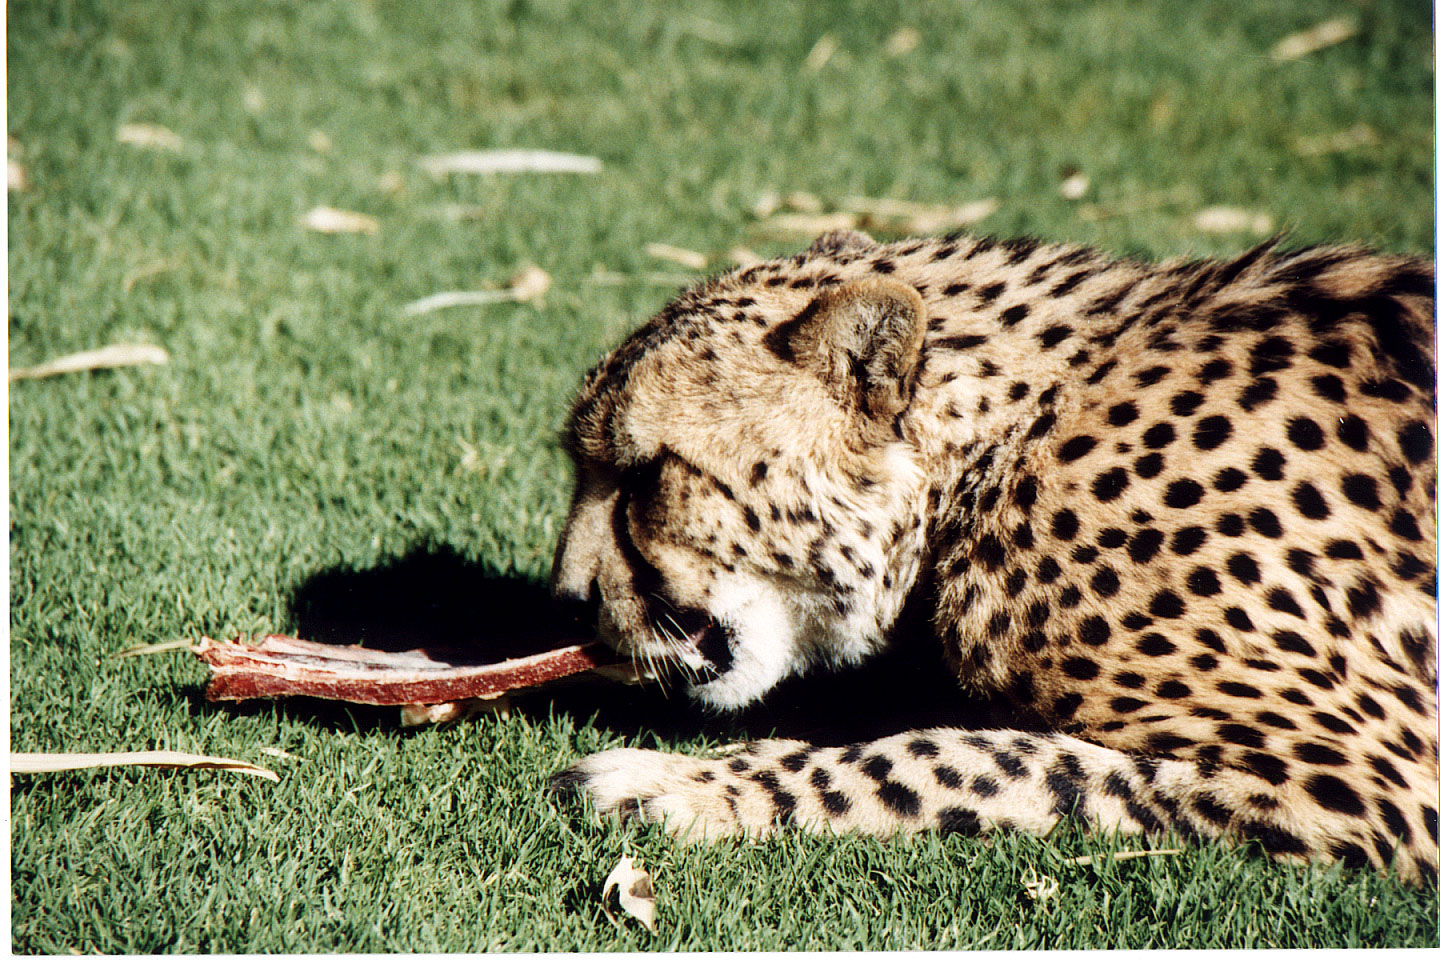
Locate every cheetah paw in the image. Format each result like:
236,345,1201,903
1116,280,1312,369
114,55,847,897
551,748,746,840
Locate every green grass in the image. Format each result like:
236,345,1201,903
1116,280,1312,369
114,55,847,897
8,0,1436,950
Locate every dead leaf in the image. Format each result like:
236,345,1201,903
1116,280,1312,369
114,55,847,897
419,150,602,176
259,747,304,762
726,246,763,267
399,696,510,727
1270,17,1357,61
11,751,279,782
751,191,782,218
116,123,184,151
403,265,551,316
1062,848,1182,867
242,85,265,114
300,206,379,235
804,33,839,72
884,27,921,56
1292,123,1378,156
602,855,657,933
1194,206,1274,235
1022,870,1058,901
376,171,407,194
644,243,708,270
9,343,169,382
1059,172,1090,201
307,130,333,153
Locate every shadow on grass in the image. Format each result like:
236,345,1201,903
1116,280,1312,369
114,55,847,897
194,543,1017,744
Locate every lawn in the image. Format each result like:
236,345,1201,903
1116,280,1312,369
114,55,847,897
8,0,1437,951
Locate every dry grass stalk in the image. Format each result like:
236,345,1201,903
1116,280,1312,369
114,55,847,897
113,638,193,659
1293,123,1379,156
644,243,709,271
1059,172,1090,200
9,344,169,382
419,150,601,176
1062,848,1182,867
884,27,921,56
300,206,379,235
1193,206,1274,235
804,33,839,72
116,123,184,151
1270,18,1357,62
11,751,279,782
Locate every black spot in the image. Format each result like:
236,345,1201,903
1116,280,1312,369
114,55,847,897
1115,672,1146,688
1134,453,1165,478
1097,528,1128,548
1090,566,1120,597
1336,416,1369,452
1218,681,1262,699
1224,607,1255,631
877,780,921,817
1171,527,1207,555
1249,335,1294,375
1170,391,1204,416
1135,366,1170,387
780,749,812,772
1360,378,1411,402
1291,482,1330,519
1310,374,1347,402
1369,756,1408,790
1249,508,1283,538
1146,733,1196,754
1214,468,1247,492
1164,479,1205,509
1061,656,1100,680
1287,417,1325,451
809,767,831,790
1216,514,1245,536
937,806,981,834
1052,509,1080,541
1251,447,1285,481
1186,567,1221,596
1037,324,1072,348
1398,420,1434,464
1241,820,1308,856
1128,528,1164,563
1256,711,1298,730
1078,616,1112,646
1305,774,1365,817
1193,416,1232,450
1108,401,1140,426
1136,633,1176,657
1390,509,1423,542
1000,304,1030,326
1036,556,1062,584
1196,629,1226,653
1057,436,1098,462
859,755,893,781
1026,412,1056,441
971,774,1000,797
1198,358,1232,384
1142,422,1176,448
1149,590,1185,619
934,334,988,351
1091,468,1130,502
1239,377,1278,411
821,791,852,815
743,506,761,532
1059,585,1082,608
1294,743,1348,765
1071,545,1099,565
1310,339,1351,368
1156,679,1192,699
933,764,963,789
1241,752,1289,785
1345,577,1382,619
1190,653,1218,671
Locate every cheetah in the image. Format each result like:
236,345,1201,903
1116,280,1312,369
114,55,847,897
549,228,1438,885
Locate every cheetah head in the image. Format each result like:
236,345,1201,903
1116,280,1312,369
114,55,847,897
551,232,932,709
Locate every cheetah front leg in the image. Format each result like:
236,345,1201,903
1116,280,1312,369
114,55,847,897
553,727,1431,882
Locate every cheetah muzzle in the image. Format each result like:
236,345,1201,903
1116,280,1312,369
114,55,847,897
549,228,1438,886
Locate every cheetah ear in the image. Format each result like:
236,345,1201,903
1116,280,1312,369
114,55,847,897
766,277,927,421
806,229,877,256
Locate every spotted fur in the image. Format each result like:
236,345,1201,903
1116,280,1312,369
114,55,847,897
550,229,1438,885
